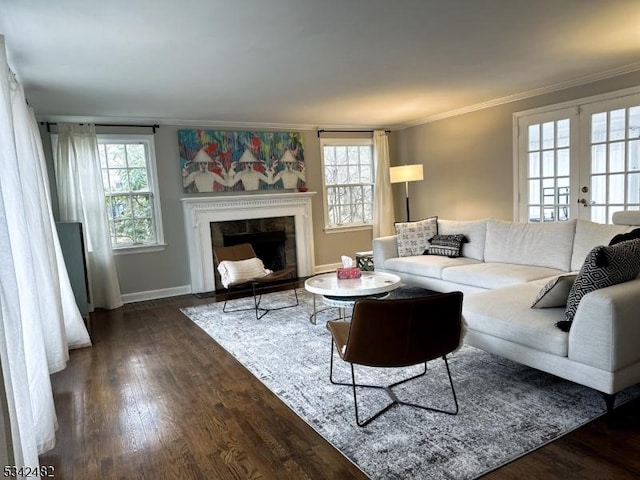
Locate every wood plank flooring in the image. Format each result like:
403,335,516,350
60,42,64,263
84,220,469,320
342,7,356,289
40,291,640,479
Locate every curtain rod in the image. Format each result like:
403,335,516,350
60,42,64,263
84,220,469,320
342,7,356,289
316,129,391,138
42,122,160,134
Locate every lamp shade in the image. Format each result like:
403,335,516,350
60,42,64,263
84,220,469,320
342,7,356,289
389,164,424,183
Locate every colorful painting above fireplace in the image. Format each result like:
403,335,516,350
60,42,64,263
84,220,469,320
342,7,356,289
178,129,306,193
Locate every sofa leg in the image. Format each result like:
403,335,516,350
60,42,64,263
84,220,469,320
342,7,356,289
601,392,617,427
602,392,616,414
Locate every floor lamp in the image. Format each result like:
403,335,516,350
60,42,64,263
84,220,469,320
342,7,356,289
390,164,424,222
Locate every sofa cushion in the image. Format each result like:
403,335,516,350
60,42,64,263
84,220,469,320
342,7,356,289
383,255,480,279
424,234,467,258
561,238,640,330
441,262,565,290
463,282,569,356
484,219,576,271
531,274,577,308
437,219,488,261
395,216,438,257
570,220,631,271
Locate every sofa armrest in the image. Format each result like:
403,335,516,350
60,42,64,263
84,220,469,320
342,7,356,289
568,278,640,372
372,235,398,270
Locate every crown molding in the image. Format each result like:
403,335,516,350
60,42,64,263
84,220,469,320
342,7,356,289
397,62,640,130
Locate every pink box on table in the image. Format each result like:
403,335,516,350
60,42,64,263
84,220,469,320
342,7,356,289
337,267,362,279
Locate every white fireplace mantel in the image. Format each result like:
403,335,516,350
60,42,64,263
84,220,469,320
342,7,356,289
182,192,316,293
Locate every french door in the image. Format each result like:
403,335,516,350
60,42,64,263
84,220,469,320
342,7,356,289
580,96,640,223
516,91,640,224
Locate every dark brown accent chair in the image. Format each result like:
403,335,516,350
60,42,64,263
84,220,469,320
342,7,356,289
213,243,298,319
326,291,463,426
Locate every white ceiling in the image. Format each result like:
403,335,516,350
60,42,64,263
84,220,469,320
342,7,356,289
1,0,640,130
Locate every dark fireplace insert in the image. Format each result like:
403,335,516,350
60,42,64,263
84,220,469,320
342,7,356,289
210,216,297,291
223,230,286,271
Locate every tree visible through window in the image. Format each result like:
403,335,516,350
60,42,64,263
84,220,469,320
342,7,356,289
97,136,163,248
320,139,374,229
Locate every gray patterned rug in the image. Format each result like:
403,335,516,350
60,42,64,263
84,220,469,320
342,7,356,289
181,289,639,479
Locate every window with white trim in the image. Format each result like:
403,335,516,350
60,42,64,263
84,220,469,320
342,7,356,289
320,138,374,230
97,135,164,251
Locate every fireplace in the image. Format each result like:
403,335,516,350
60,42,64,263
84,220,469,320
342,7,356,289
182,192,315,293
224,230,287,270
211,216,297,290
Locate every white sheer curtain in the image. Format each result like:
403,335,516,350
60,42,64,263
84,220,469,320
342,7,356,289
0,35,91,466
372,130,395,237
54,124,123,310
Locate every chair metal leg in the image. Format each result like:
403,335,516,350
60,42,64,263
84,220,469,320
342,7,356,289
329,341,458,427
222,295,266,317
252,283,267,319
222,283,298,320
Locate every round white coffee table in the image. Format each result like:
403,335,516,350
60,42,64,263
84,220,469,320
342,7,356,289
304,271,402,324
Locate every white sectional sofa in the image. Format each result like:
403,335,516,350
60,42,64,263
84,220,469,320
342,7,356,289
372,215,640,412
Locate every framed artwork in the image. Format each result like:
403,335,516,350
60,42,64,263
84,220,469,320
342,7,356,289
178,129,306,193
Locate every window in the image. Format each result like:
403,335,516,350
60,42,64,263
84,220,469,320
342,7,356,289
320,138,374,231
515,87,640,224
97,135,164,252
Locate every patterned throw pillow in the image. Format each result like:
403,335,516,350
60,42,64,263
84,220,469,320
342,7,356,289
395,216,438,257
559,239,640,331
531,274,577,308
423,234,468,258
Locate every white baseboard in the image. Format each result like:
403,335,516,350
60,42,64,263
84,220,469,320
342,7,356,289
121,285,192,304
314,262,341,274
122,267,340,304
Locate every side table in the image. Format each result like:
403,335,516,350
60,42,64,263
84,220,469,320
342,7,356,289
355,250,374,271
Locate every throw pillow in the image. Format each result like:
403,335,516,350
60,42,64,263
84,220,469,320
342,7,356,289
609,227,640,246
395,216,438,257
558,239,640,331
423,234,468,258
531,274,577,309
217,257,271,288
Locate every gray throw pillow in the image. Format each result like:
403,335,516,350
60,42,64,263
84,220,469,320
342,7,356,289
559,239,640,331
531,274,577,309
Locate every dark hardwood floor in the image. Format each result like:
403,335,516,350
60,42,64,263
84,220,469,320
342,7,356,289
40,288,640,479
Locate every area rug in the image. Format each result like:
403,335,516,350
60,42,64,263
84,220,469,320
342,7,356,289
181,289,639,480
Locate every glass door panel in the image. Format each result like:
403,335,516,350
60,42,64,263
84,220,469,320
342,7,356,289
581,95,640,223
519,113,576,222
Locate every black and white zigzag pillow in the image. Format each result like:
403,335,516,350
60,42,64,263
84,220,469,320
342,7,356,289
423,234,468,258
559,238,640,331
